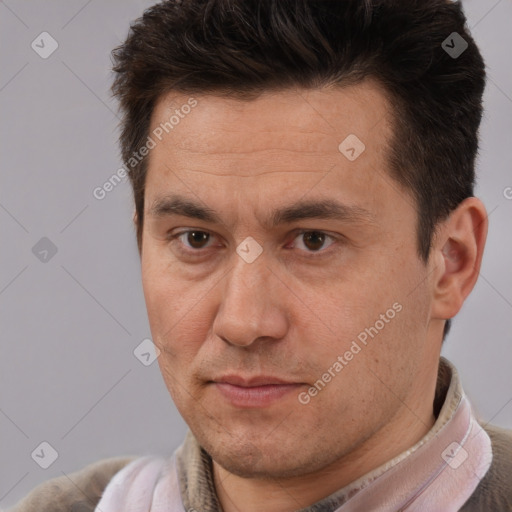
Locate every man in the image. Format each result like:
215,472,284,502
10,0,512,510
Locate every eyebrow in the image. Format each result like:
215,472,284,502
148,194,375,227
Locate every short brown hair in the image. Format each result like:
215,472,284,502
112,0,486,337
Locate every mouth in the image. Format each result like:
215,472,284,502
210,375,305,408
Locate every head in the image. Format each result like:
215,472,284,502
112,0,487,481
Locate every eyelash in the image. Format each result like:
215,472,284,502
168,229,340,258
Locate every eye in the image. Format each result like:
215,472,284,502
169,229,339,258
171,230,216,251
291,230,336,253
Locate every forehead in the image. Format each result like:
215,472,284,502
142,81,413,231
147,80,393,177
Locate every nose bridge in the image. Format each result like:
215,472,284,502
213,249,287,346
224,251,270,321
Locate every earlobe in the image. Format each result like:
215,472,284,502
431,197,488,321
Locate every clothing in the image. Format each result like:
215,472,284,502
7,358,512,511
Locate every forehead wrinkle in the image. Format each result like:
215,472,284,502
176,168,323,177
155,158,335,178
167,147,336,158
166,122,341,156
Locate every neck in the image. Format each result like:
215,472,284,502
213,405,436,512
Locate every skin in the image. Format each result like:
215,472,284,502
139,80,488,511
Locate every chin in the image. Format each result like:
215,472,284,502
199,428,330,480
214,450,298,479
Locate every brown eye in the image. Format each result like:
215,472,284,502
302,231,326,251
186,231,210,249
291,230,336,254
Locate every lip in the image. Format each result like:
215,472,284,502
214,374,300,387
211,375,303,408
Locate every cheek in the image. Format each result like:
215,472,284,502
141,256,173,335
141,250,214,363
301,253,426,374
142,242,185,322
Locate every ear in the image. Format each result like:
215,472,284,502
133,208,138,226
430,197,488,321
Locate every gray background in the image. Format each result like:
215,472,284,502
1,0,511,507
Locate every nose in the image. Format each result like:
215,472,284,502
212,251,289,347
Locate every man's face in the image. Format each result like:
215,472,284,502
141,81,438,479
